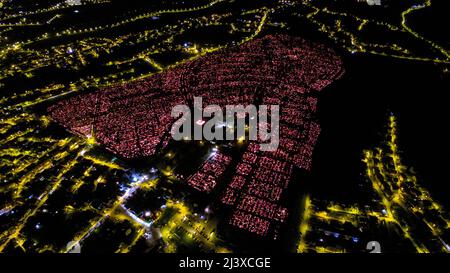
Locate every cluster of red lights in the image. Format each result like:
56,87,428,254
187,152,232,193
49,34,342,161
228,210,270,237
221,142,294,238
48,73,185,159
48,34,343,238
208,35,342,238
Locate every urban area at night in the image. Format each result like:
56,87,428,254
0,0,449,257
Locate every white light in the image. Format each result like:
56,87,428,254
196,119,206,126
